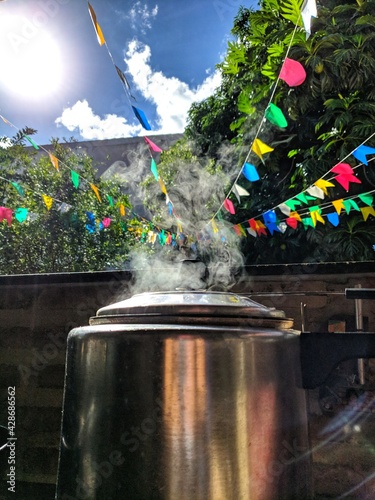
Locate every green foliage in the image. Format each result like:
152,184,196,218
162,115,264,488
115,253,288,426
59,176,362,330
0,133,141,274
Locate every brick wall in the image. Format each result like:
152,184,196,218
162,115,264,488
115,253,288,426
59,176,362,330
0,263,374,499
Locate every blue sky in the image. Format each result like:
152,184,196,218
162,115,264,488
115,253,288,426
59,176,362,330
0,0,256,145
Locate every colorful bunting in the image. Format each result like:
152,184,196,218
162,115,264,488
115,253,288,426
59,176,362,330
88,2,106,46
361,207,375,222
242,162,260,182
252,138,274,161
280,58,307,86
71,170,80,189
265,103,288,128
0,207,12,226
120,204,126,217
151,158,159,180
102,217,111,228
106,195,114,207
296,192,315,205
49,153,59,171
306,185,324,199
42,194,53,211
352,145,375,166
285,199,302,211
247,228,258,237
90,183,102,202
309,206,325,226
286,217,299,229
211,219,219,234
132,106,151,130
223,199,236,215
15,208,28,223
145,137,163,153
263,210,280,235
158,177,167,194
302,217,314,228
278,203,291,216
290,211,302,222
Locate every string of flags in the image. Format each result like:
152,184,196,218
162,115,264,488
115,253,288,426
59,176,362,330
87,2,151,130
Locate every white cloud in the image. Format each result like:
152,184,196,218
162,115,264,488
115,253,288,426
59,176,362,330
55,40,221,140
55,100,143,140
124,39,222,134
127,2,158,34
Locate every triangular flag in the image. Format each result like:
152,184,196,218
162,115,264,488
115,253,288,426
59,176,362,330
296,192,315,205
248,218,258,231
332,199,345,215
120,204,126,217
233,184,250,204
327,212,340,226
90,183,101,202
0,207,12,226
71,170,80,189
49,153,59,171
158,177,167,194
343,199,360,214
88,2,106,46
263,210,280,235
25,135,39,150
115,65,130,88
247,228,258,237
58,202,72,213
302,217,314,228
233,224,246,237
334,173,361,191
358,193,374,206
102,217,111,228
42,194,53,210
314,179,335,196
352,145,375,166
223,199,235,214
132,106,151,130
285,199,302,211
278,203,291,216
361,206,375,221
255,220,268,236
211,219,219,234
286,217,299,229
242,162,260,182
301,0,317,37
265,103,288,128
252,138,274,160
145,137,163,153
278,222,288,234
289,211,302,222
306,185,324,199
309,207,325,226
15,207,28,223
151,158,159,180
107,195,114,207
280,58,307,86
11,182,24,197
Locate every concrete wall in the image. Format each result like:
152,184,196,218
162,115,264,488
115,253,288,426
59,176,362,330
1,263,375,499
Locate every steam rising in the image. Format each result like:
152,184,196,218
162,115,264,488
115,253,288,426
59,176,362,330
117,140,248,296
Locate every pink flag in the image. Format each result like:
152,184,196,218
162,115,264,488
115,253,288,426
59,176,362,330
223,199,235,214
144,137,163,153
0,206,12,226
280,58,306,87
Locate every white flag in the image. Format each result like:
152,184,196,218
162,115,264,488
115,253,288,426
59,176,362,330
301,0,317,37
233,184,250,204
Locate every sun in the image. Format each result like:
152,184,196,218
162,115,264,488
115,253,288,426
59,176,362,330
0,14,63,100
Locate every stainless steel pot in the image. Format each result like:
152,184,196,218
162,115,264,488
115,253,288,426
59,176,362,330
56,289,375,500
56,291,315,499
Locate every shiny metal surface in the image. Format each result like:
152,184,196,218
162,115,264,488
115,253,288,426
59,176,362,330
56,292,312,499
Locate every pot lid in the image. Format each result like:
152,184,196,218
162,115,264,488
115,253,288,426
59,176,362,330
91,291,293,328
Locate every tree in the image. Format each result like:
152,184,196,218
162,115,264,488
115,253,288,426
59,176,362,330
158,0,375,264
0,131,144,274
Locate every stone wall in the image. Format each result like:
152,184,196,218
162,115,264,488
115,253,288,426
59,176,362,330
0,262,375,499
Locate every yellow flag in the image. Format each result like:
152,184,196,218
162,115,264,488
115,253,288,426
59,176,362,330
252,138,274,160
290,211,301,221
49,153,59,171
211,219,219,233
332,199,344,215
120,204,126,217
88,2,106,46
310,210,325,226
90,183,101,202
314,179,335,196
158,177,167,195
42,194,53,210
361,206,375,222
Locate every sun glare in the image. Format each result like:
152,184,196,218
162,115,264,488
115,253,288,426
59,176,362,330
0,15,63,100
